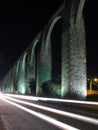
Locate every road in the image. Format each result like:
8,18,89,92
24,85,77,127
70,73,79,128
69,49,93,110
0,94,98,130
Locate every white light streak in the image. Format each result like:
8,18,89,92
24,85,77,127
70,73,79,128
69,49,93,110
5,94,39,101
1,97,78,130
4,95,98,126
5,94,98,105
0,92,4,98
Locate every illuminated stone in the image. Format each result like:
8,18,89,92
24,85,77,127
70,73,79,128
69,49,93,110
61,0,87,99
18,52,27,94
1,0,87,99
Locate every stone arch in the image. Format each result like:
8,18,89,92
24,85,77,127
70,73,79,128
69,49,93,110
45,16,61,55
35,40,42,95
18,52,27,94
44,16,62,81
27,39,39,94
76,0,85,25
8,68,14,93
51,18,62,84
43,16,62,97
14,60,20,93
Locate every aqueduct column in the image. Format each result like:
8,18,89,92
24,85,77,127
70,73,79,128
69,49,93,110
61,0,87,99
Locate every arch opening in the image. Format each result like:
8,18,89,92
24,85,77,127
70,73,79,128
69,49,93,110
51,19,62,85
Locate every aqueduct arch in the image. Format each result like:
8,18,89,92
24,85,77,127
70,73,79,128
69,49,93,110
1,0,87,99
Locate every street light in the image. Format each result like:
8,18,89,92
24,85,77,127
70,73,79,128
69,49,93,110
90,78,98,91
93,78,98,82
87,77,98,95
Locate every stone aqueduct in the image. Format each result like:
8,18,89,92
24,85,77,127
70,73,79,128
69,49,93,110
0,0,87,99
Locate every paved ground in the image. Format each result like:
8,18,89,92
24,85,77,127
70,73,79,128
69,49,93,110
0,117,4,130
0,98,60,130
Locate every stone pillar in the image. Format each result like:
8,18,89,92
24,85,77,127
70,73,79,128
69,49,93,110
36,31,52,96
61,0,72,98
61,0,87,99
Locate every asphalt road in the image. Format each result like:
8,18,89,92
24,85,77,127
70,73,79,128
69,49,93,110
0,94,98,130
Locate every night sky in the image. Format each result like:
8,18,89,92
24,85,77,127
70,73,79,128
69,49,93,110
0,0,98,79
84,0,98,76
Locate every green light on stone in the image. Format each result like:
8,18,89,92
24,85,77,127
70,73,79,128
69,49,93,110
20,84,25,94
18,81,26,94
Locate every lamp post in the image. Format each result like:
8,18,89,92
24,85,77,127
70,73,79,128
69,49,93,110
90,79,93,91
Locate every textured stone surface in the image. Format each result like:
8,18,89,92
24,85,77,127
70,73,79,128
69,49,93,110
1,0,87,99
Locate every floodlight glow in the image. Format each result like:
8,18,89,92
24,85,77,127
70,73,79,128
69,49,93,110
18,83,26,94
1,97,78,130
4,95,98,125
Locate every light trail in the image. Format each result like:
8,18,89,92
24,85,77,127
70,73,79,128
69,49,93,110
5,94,98,105
4,95,98,126
0,96,78,130
0,92,3,98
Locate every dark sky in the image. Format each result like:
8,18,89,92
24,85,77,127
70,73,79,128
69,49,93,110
0,0,98,79
84,0,98,76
